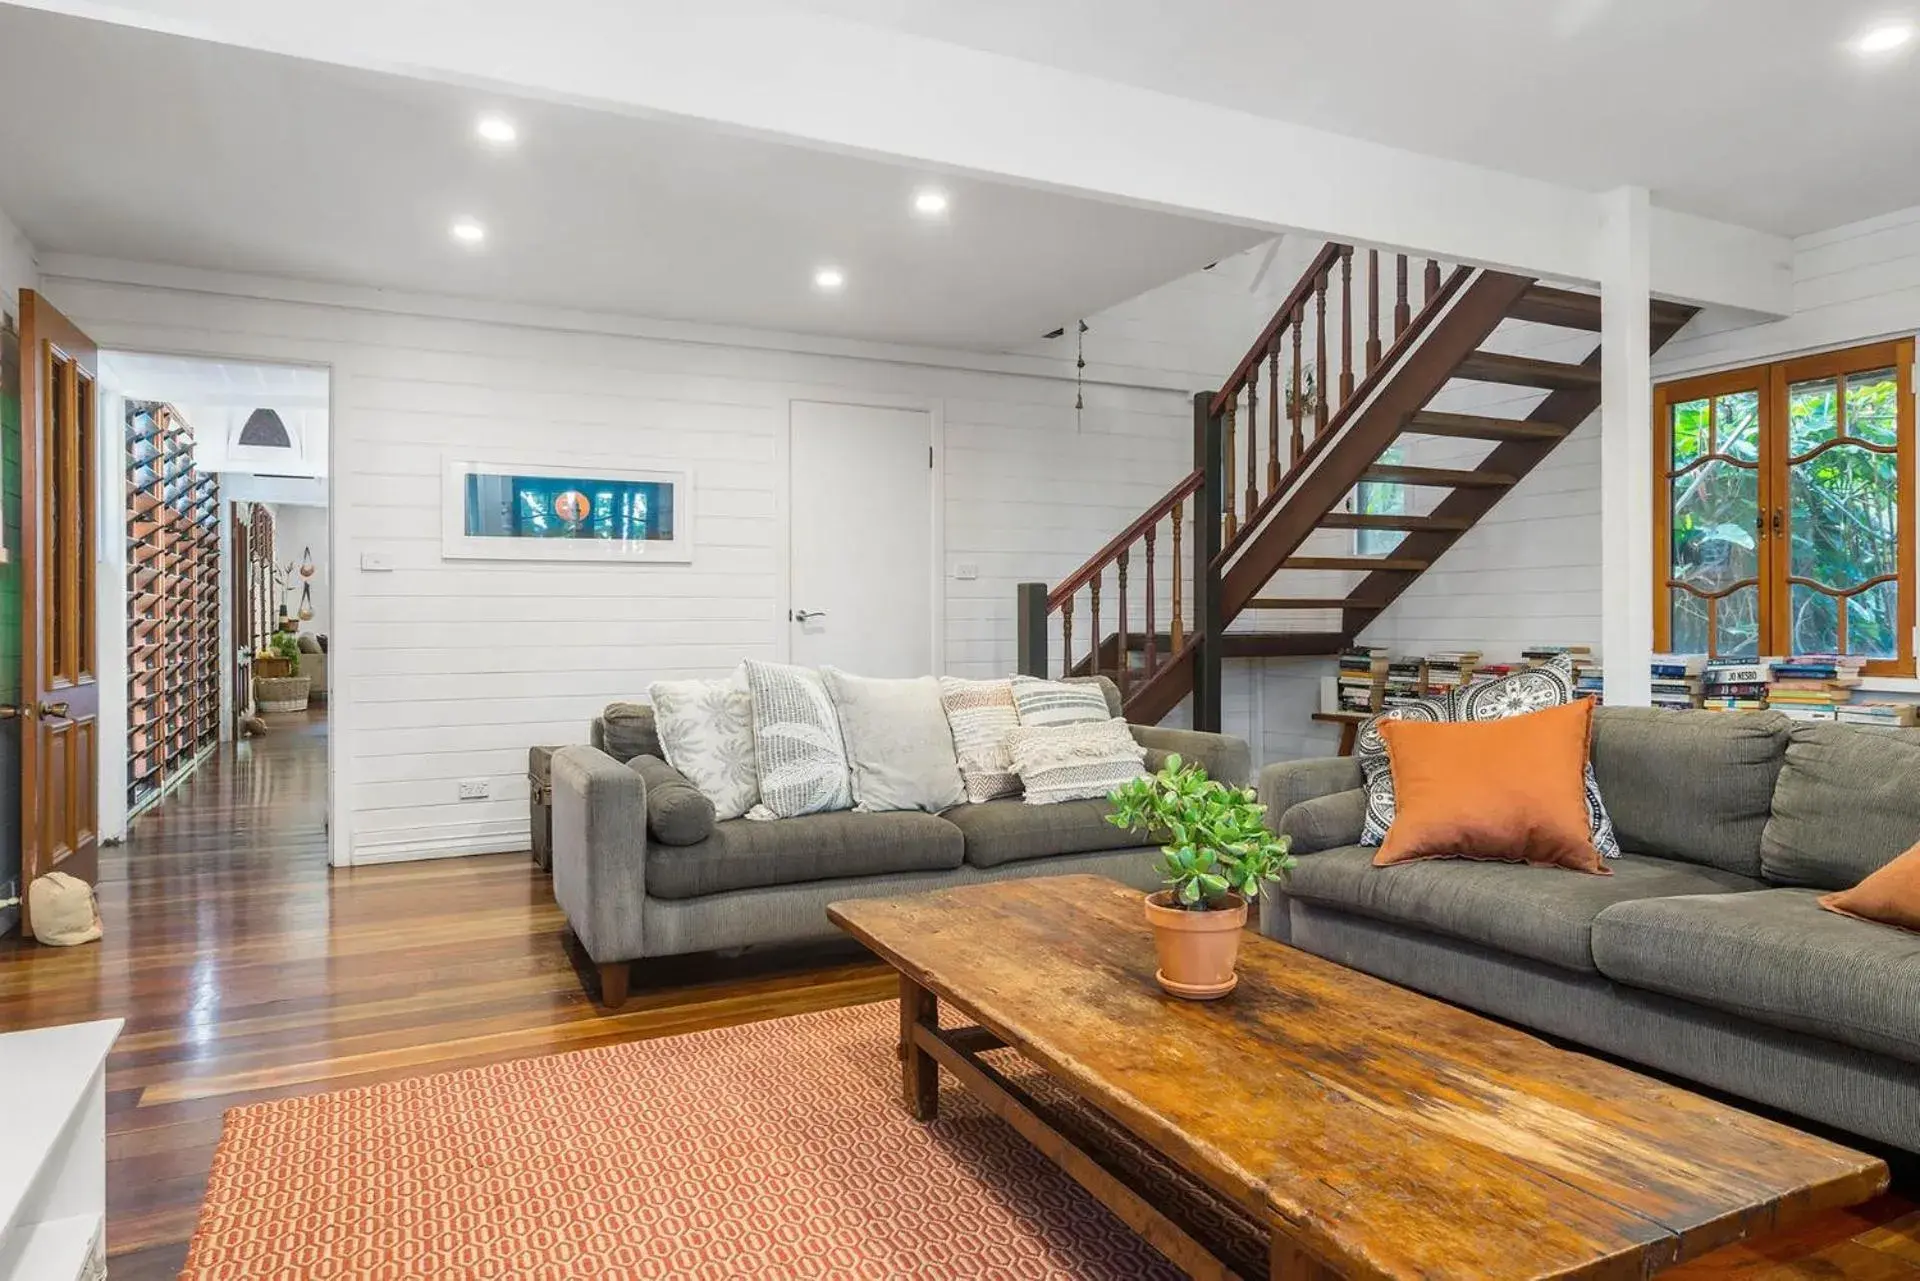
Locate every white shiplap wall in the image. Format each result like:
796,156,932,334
43,263,1242,862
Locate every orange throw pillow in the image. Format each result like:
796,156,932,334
1375,698,1608,875
1820,840,1920,932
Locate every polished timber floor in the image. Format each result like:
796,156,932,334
0,710,1913,1279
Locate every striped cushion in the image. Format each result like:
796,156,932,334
1010,676,1112,728
1005,718,1147,806
939,677,1022,803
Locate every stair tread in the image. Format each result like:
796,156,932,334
1508,284,1701,333
1284,556,1429,572
1318,511,1474,532
1361,464,1518,488
1404,411,1572,442
1248,596,1394,610
1455,350,1601,391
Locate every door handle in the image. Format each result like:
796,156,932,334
791,609,827,623
40,701,70,720
0,701,69,721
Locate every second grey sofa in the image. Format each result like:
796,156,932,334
551,677,1250,1003
1258,706,1920,1155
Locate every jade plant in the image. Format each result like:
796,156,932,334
1107,754,1295,910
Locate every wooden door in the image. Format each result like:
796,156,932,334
19,291,100,933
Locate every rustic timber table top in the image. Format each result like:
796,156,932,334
828,874,1889,1281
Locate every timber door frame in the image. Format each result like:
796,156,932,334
19,290,102,933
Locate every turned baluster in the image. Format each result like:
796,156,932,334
1394,255,1411,336
1338,246,1355,410
1089,569,1101,679
1170,499,1185,652
1266,346,1281,493
1313,270,1329,437
1116,549,1131,697
1243,377,1259,522
1222,400,1238,543
1143,525,1158,677
1289,312,1305,464
1365,249,1382,372
1060,596,1074,682
1424,258,1441,305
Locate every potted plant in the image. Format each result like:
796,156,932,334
1107,755,1294,1000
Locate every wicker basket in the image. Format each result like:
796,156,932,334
254,675,311,714
252,656,295,680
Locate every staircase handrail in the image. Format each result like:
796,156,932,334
1209,241,1346,417
1046,468,1203,611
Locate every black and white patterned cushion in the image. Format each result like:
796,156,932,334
1358,654,1619,857
742,660,854,818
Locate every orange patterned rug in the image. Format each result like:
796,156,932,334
182,1001,1224,1279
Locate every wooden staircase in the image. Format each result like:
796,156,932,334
1017,246,1697,726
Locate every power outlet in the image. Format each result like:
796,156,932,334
457,779,491,801
953,562,980,581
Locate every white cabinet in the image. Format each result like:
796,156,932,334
0,1020,121,1281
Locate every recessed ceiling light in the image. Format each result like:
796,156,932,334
813,266,845,292
1853,21,1914,53
475,114,518,145
912,188,950,218
450,218,487,246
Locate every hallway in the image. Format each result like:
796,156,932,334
0,712,889,1277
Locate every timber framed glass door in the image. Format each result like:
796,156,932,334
1654,338,1915,675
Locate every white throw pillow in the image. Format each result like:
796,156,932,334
938,677,1022,803
648,667,760,821
742,660,854,818
1010,675,1113,728
821,669,966,813
1005,717,1148,805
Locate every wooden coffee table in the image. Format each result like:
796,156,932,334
827,875,1888,1280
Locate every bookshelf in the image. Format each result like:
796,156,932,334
126,401,220,816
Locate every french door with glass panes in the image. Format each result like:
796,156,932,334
1654,339,1915,676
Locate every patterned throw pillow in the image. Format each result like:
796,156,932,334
648,668,760,821
939,677,1023,803
1357,655,1619,857
1005,718,1148,805
1010,676,1112,728
741,660,854,819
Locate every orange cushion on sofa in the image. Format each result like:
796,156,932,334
1820,840,1920,932
1375,698,1608,875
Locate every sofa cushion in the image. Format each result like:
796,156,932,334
1278,789,1366,856
627,755,716,847
1589,707,1789,877
1762,723,1920,890
649,669,760,821
1592,888,1920,1066
1284,847,1762,973
944,797,1152,869
596,702,663,764
646,811,963,900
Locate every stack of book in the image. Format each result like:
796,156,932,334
1650,654,1706,710
1837,701,1919,728
1574,662,1605,704
1424,651,1481,699
1522,644,1592,669
1336,646,1390,713
1468,661,1526,683
1383,656,1429,709
1766,655,1867,721
1700,658,1773,710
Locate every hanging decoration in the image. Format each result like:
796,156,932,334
298,582,315,622
299,546,316,579
1074,319,1088,431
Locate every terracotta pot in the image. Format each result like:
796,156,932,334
1144,890,1248,1000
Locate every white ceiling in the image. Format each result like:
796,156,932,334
0,4,1266,349
791,0,1920,237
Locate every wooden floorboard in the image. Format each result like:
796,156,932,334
0,706,1911,1277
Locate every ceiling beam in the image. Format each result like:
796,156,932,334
15,0,1791,314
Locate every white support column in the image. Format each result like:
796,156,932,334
1600,187,1654,707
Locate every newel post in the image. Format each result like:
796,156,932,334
1192,392,1225,732
1015,582,1049,678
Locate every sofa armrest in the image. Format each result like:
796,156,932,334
1129,725,1253,788
1278,788,1367,855
551,745,649,964
1258,757,1364,828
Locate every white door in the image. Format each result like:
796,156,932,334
789,400,935,676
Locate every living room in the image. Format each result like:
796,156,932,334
2,1,1919,1278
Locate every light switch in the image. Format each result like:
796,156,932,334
953,562,980,581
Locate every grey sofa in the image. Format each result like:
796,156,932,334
550,677,1249,1004
1258,706,1920,1155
